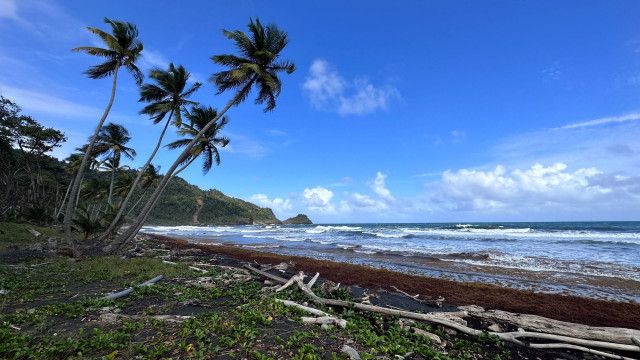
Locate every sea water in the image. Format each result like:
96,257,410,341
143,222,640,302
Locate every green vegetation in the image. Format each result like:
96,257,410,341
0,222,513,359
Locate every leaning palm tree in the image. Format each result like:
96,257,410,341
125,164,160,218
98,64,200,241
119,18,295,245
167,106,230,175
63,18,144,249
94,123,136,206
117,107,229,243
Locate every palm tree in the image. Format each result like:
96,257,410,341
98,64,200,241
119,18,295,245
94,123,136,206
121,107,229,238
166,106,230,175
64,18,144,249
125,164,160,218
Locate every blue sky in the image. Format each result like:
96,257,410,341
1,0,640,223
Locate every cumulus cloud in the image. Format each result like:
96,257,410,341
250,194,292,217
303,186,335,213
429,163,627,212
340,193,387,212
370,172,394,202
302,59,398,116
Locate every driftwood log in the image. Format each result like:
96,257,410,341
246,267,640,360
103,275,163,300
460,305,640,346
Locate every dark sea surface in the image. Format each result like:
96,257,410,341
143,222,640,302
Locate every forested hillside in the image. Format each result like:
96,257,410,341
146,177,280,225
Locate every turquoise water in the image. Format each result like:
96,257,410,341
144,222,640,301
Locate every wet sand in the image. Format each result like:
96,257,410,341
149,233,640,329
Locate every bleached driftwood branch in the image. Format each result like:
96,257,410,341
103,275,163,300
246,267,640,359
460,305,640,346
307,272,320,289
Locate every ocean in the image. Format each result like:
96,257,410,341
142,222,640,302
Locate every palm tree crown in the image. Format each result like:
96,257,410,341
139,63,201,126
166,106,230,174
73,18,144,84
211,18,295,111
94,123,136,163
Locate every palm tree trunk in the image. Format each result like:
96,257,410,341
56,179,73,220
63,62,120,253
115,156,196,250
98,110,174,242
108,157,116,206
117,89,247,246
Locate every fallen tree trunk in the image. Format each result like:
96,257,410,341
461,305,640,346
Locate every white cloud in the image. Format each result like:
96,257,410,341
303,186,335,213
139,48,170,70
371,171,394,202
559,112,640,129
250,194,292,218
429,163,625,212
0,83,100,118
0,0,88,42
302,59,398,116
340,193,387,212
337,78,398,116
223,132,269,159
302,60,346,107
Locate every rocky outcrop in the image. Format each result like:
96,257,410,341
283,214,313,225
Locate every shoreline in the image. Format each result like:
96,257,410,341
148,233,640,330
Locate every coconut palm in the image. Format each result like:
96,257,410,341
64,18,144,249
93,123,136,205
125,164,160,218
166,106,230,175
119,18,295,245
98,64,200,241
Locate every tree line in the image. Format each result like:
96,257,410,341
1,17,295,256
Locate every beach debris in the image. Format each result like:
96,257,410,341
188,266,208,273
391,285,445,308
307,272,320,289
487,323,503,332
459,305,640,346
276,298,347,328
273,262,290,272
27,228,41,237
341,344,361,360
100,313,190,324
103,275,163,300
246,266,640,359
302,316,347,328
186,277,215,289
162,260,177,265
275,271,304,292
0,289,8,295
411,327,442,345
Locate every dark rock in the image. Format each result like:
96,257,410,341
282,214,313,225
